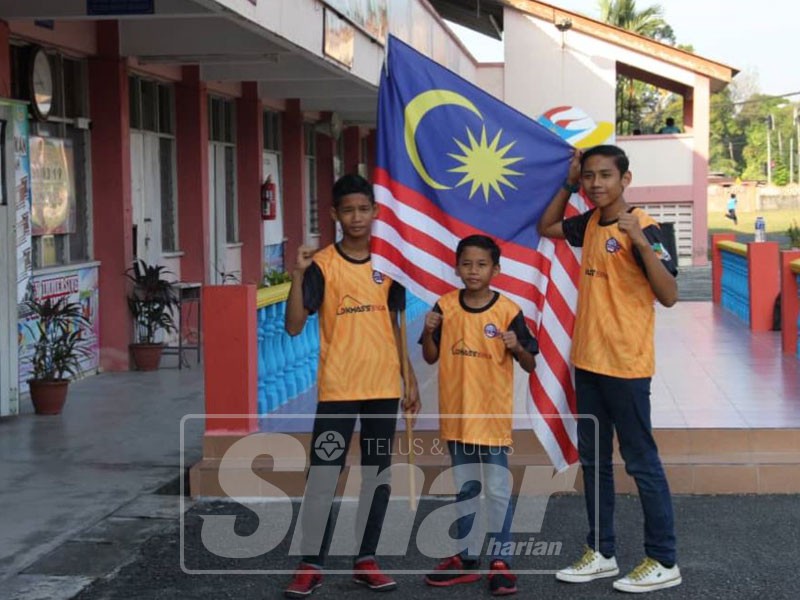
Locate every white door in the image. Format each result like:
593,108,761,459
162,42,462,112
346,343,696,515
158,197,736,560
644,203,694,267
130,132,163,266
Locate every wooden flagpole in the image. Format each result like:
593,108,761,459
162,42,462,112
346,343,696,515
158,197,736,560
399,308,417,511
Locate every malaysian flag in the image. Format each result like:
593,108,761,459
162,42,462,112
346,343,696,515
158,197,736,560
371,36,585,470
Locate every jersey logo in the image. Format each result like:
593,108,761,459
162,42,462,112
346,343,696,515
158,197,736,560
605,237,622,253
372,270,385,284
451,339,492,360
651,242,672,262
336,295,387,315
484,323,499,338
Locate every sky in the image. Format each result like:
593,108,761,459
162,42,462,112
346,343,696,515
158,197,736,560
450,0,799,98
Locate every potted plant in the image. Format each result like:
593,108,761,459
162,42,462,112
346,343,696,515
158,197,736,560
24,296,93,415
126,259,179,371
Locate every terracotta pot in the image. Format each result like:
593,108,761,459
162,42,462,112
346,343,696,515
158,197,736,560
130,343,165,371
28,379,69,415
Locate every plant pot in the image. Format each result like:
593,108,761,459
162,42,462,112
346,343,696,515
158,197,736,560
28,379,69,415
130,343,165,371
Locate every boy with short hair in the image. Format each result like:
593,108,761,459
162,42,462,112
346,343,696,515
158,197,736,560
420,234,538,596
538,145,681,593
284,174,420,598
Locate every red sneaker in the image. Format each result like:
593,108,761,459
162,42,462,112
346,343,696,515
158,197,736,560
488,560,517,596
284,563,323,598
424,555,481,586
352,558,398,591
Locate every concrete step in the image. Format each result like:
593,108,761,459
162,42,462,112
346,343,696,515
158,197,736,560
190,428,800,497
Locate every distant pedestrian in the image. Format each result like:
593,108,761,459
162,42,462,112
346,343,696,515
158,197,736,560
658,117,681,134
725,193,738,225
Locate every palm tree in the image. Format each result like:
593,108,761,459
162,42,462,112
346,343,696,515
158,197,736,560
597,0,677,134
598,0,675,44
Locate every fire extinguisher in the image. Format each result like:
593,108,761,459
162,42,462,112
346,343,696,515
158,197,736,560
261,175,277,220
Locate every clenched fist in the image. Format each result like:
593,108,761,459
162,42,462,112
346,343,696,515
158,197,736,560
293,245,317,274
424,311,443,334
500,330,522,353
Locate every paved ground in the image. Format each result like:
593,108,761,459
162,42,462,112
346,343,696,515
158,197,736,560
675,265,711,301
61,494,800,600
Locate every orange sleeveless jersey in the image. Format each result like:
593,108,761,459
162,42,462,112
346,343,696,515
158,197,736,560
570,209,663,378
311,245,401,401
435,290,526,446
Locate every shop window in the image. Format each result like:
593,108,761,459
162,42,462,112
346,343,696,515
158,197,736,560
10,45,91,270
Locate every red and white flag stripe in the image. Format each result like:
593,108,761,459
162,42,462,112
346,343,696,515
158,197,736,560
372,167,589,470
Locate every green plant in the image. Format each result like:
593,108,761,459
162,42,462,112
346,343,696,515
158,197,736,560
787,220,800,248
125,260,178,344
24,297,93,381
264,269,291,286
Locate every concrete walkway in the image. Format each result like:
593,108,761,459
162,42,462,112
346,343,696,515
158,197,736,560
0,366,204,598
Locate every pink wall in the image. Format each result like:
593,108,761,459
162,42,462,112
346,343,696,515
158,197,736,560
88,22,133,371
690,75,710,266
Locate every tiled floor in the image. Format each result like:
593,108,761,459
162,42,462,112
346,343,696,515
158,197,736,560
262,302,800,432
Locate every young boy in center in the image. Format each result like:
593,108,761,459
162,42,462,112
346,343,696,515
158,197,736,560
284,174,420,598
538,145,680,594
420,234,538,596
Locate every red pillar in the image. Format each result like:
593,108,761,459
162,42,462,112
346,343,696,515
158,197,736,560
780,250,800,354
747,241,780,332
316,132,335,248
176,66,210,284
366,128,377,181
203,285,257,434
711,233,735,304
281,99,305,270
88,22,133,371
343,126,361,175
0,21,11,98
236,83,263,285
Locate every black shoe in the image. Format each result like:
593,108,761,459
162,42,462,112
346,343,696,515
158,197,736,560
424,555,481,586
488,560,517,595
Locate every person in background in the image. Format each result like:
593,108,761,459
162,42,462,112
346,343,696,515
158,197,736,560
725,192,739,225
658,118,681,134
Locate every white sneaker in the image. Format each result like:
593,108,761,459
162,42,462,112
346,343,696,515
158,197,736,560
555,545,619,583
613,557,682,593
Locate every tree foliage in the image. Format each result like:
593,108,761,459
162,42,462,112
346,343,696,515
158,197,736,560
598,0,683,135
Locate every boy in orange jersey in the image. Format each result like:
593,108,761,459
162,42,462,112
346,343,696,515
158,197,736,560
420,234,538,596
538,145,681,594
284,174,420,598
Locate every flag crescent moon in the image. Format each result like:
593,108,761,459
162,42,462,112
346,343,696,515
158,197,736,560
404,90,483,190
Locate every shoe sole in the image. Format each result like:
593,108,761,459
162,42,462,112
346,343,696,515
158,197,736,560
555,568,619,583
353,578,398,591
491,586,518,596
284,583,322,598
612,575,682,593
425,574,482,587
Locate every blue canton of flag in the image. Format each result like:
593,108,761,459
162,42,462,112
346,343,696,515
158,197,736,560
371,36,582,470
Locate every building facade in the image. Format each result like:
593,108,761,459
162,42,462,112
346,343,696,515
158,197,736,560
0,0,735,416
